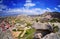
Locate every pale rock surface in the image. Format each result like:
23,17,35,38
0,28,13,39
42,33,60,39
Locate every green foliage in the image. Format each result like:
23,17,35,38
35,18,39,22
26,23,32,26
52,24,59,33
52,24,55,27
25,29,35,35
15,19,21,23
17,29,21,31
25,28,35,39
26,35,33,39
12,29,16,31
49,18,60,23
53,26,59,33
18,28,35,39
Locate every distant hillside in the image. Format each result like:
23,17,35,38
41,12,60,19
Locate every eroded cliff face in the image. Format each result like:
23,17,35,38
33,22,60,39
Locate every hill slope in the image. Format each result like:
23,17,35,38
41,12,60,18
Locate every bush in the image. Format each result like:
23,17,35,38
17,29,21,31
52,24,55,27
53,26,59,33
49,18,60,23
18,28,35,39
25,28,36,39
35,18,39,22
26,23,32,26
12,29,16,31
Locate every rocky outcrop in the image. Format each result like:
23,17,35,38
34,32,60,39
42,33,60,39
41,12,60,19
0,28,13,39
32,23,53,31
33,23,54,39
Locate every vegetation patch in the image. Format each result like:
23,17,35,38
18,28,36,39
12,29,16,31
52,24,59,33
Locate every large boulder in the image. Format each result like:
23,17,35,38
32,23,53,31
42,33,60,39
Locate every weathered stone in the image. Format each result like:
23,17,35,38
0,29,13,39
32,23,53,31
42,33,59,39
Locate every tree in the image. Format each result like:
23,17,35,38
35,18,39,22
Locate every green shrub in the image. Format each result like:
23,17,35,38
25,28,35,39
12,29,16,31
26,23,32,26
35,18,39,22
17,29,21,31
53,26,59,33
49,18,60,23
